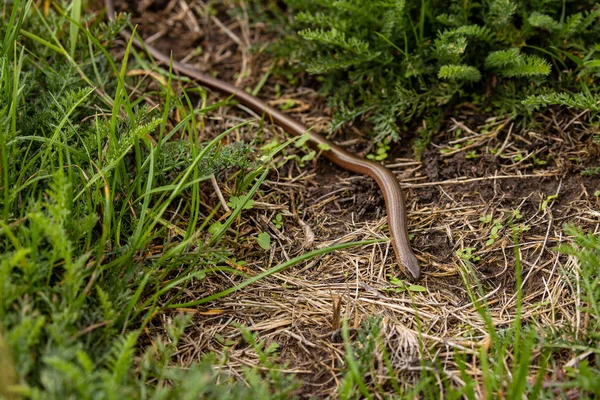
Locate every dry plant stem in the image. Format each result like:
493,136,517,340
210,173,231,213
104,0,421,280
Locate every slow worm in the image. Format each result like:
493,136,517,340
104,0,421,280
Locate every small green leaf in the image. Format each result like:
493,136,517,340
490,225,502,236
295,133,311,147
301,150,316,162
465,150,478,159
228,195,255,210
265,341,280,354
215,333,236,346
407,285,427,292
541,194,558,211
279,99,296,110
456,247,480,262
317,142,331,151
514,153,523,162
208,221,223,235
261,138,280,153
512,209,523,220
257,232,271,250
273,213,283,229
511,224,530,235
384,275,407,293
389,276,405,287
230,258,247,266
480,214,492,223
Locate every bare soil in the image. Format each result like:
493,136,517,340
104,0,600,397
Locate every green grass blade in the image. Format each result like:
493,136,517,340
69,0,82,57
168,239,386,308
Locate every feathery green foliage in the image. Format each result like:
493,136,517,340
485,48,551,77
523,91,600,112
260,0,600,148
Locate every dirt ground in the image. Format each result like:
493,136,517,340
104,0,599,397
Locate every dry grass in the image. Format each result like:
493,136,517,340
107,0,600,397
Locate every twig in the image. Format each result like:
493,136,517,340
211,173,231,212
401,172,559,188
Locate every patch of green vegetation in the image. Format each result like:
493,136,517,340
272,213,284,229
0,6,388,397
385,275,427,293
367,137,391,161
456,246,481,262
0,1,302,398
256,0,600,152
